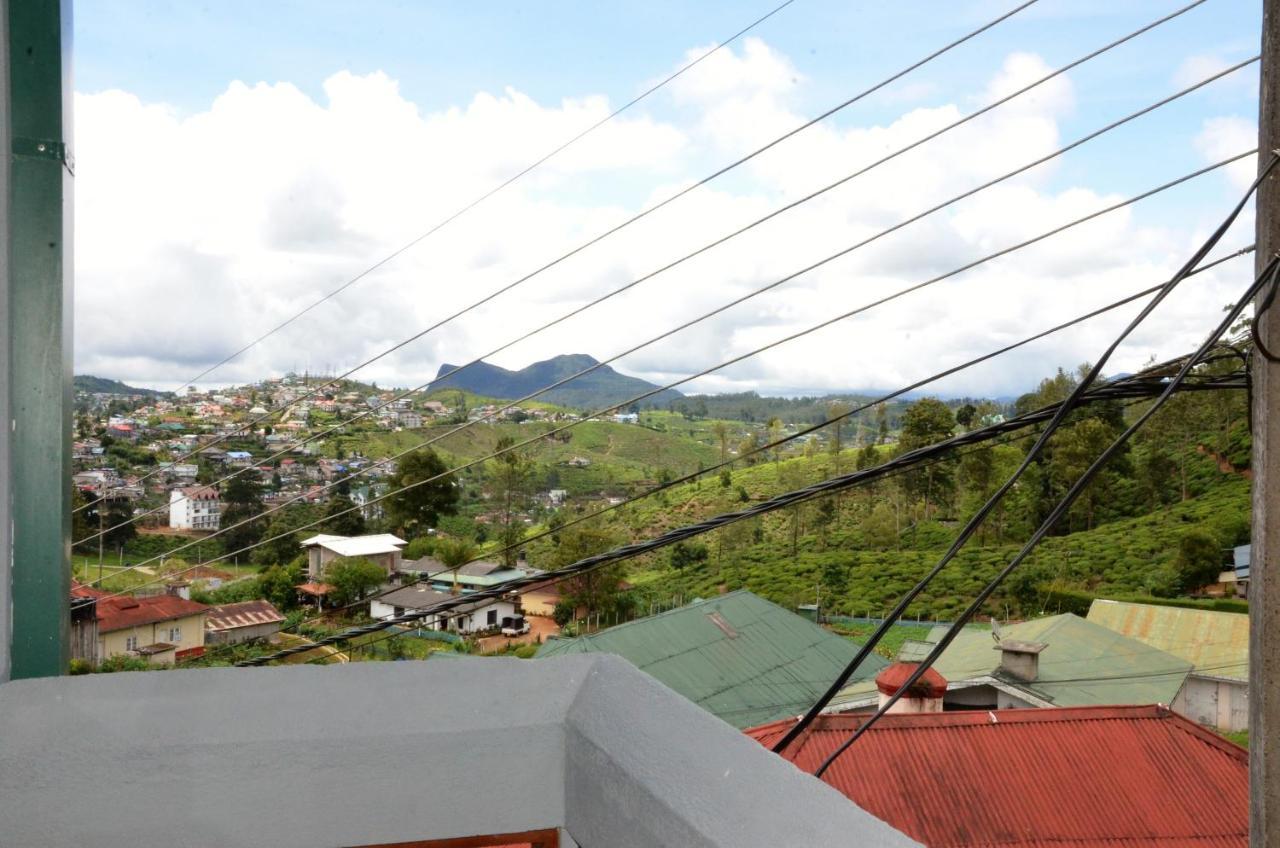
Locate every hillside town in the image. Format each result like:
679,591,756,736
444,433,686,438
6,1,1280,846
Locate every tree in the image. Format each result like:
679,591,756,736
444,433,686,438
322,493,366,536
219,475,265,556
670,541,709,570
898,398,957,518
874,403,890,444
1173,529,1225,594
863,502,898,549
711,421,731,463
737,431,762,465
102,499,137,548
488,436,532,566
827,402,852,470
955,403,977,430
1047,418,1117,532
766,417,784,463
434,536,476,594
258,561,304,610
253,503,320,567
384,448,460,536
322,556,387,607
552,523,626,621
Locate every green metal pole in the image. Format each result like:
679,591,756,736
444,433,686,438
5,0,72,680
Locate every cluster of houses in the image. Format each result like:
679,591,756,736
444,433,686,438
69,582,286,667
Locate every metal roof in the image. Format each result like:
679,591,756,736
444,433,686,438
204,600,285,633
1086,600,1248,680
95,595,209,634
830,614,1191,710
747,705,1246,848
300,533,407,557
535,590,887,729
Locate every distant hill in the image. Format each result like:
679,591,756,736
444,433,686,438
429,354,682,409
74,375,169,397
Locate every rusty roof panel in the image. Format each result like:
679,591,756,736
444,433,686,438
1086,600,1248,679
747,705,1246,848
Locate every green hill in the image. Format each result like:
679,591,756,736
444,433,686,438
74,375,169,397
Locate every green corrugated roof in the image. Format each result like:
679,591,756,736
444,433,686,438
830,613,1192,709
1086,599,1249,680
535,590,887,729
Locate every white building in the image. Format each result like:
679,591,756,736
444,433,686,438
369,584,520,635
168,486,221,531
301,533,407,580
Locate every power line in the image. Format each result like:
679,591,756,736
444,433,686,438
196,263,1252,665
809,254,1280,778
81,50,1255,547
92,0,1047,515
771,152,1277,755
93,151,1252,592
256,248,1251,642
234,361,1245,666
311,364,1248,663
169,0,804,394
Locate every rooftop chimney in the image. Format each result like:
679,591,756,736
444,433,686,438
874,662,948,714
995,640,1047,682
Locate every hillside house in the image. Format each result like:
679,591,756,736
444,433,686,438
748,704,1246,848
1087,599,1249,731
536,590,889,729
411,557,533,593
91,593,209,665
204,600,286,645
829,614,1187,712
370,584,521,635
827,614,1192,713
168,485,221,531
301,533,407,580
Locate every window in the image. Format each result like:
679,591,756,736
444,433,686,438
169,626,181,642
487,609,498,626
125,636,137,651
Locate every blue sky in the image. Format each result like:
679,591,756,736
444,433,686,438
72,1,1266,396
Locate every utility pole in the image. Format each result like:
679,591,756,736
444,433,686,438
3,0,73,681
1254,0,1280,843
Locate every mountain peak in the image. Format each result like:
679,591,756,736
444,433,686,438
429,354,679,408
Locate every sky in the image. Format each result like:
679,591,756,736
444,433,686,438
72,0,1264,399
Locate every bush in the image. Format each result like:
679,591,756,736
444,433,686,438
403,536,436,560
1174,529,1226,593
552,600,575,628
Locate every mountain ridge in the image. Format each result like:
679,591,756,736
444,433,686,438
429,354,683,409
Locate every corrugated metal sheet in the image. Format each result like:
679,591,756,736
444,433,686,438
535,590,887,728
204,599,285,632
830,614,1192,709
1087,600,1248,680
747,705,1246,848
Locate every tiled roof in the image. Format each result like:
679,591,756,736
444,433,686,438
536,590,888,729
747,705,1247,848
204,599,286,633
96,595,209,633
1087,600,1249,680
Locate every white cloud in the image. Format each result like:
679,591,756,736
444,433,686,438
75,41,1249,400
1195,115,1257,191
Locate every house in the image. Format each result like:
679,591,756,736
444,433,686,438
747,704,1246,848
411,557,531,593
370,584,522,635
0,656,915,848
1087,599,1249,731
612,412,639,424
827,613,1192,713
1232,544,1251,596
536,590,890,729
204,599,286,645
168,485,221,531
93,593,209,665
301,533,407,580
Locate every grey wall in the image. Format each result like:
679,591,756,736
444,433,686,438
563,655,919,848
0,655,921,848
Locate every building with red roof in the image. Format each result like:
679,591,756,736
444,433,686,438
747,705,1246,848
91,593,209,665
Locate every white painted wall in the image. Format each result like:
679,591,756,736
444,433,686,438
369,597,518,634
1173,674,1249,732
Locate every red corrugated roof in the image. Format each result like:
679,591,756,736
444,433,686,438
96,595,209,633
746,705,1246,848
